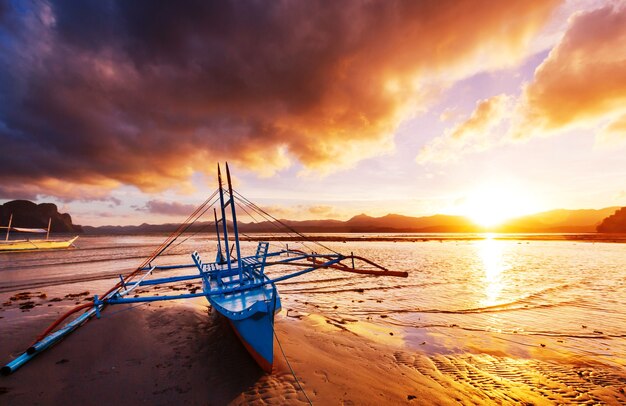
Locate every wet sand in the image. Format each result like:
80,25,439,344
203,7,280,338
2,300,625,405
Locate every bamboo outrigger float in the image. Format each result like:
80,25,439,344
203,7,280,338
2,163,407,375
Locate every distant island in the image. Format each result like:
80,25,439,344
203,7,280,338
0,200,83,233
2,200,624,235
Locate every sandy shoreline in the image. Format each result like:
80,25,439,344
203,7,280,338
2,300,625,405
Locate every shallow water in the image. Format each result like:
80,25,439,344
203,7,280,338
1,234,626,401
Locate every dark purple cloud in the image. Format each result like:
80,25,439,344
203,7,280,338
0,0,560,199
141,199,196,216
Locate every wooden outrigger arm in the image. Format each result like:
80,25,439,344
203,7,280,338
320,259,408,277
286,249,408,278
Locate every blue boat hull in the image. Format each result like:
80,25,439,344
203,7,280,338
227,312,275,372
204,273,281,372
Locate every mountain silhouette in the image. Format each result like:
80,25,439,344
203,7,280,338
0,200,83,233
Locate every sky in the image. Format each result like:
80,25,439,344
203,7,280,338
0,0,625,226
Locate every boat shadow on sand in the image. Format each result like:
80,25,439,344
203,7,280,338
0,303,299,405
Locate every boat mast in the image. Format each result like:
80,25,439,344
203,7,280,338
5,214,12,241
213,208,224,263
217,164,232,272
225,162,243,280
46,218,51,240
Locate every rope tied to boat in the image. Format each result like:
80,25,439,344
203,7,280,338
30,189,220,344
274,329,313,405
233,190,342,256
270,283,312,405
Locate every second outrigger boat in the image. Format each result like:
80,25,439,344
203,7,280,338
0,215,78,252
2,163,407,374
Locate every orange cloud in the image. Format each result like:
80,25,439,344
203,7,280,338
597,113,626,147
417,94,513,163
0,177,121,202
419,4,626,163
516,3,626,136
0,1,560,199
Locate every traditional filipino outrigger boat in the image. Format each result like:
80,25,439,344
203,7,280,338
0,215,78,252
2,163,407,375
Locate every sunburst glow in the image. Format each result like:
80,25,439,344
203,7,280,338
461,182,540,228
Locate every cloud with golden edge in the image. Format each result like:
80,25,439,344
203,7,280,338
0,0,560,200
514,3,626,139
596,113,626,147
419,3,626,164
0,177,122,202
417,94,514,164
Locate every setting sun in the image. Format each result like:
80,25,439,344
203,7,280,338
460,182,539,228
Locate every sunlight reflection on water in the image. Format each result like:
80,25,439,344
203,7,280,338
478,235,506,308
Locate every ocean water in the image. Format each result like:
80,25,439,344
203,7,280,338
1,234,625,401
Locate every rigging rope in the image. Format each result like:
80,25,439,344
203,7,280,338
235,197,321,256
34,189,220,342
167,223,212,252
33,183,349,346
274,329,313,405
138,189,219,270
165,194,221,252
233,190,341,256
234,200,290,251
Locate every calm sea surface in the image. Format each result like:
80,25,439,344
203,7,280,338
1,234,625,370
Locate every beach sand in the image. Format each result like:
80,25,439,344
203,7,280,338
1,302,444,405
2,299,626,405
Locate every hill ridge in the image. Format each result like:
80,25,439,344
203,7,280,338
81,206,621,234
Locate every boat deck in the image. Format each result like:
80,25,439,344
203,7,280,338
192,251,279,318
207,273,276,315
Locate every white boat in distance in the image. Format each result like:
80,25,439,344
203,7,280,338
0,214,78,252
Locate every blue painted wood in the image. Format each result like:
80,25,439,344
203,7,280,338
203,258,281,370
213,208,224,263
136,273,204,286
225,163,243,281
217,164,232,275
138,264,196,271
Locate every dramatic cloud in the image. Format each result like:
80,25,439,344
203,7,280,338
515,3,626,137
141,200,197,216
0,0,560,199
597,113,626,147
419,3,626,163
0,177,121,202
417,94,513,163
